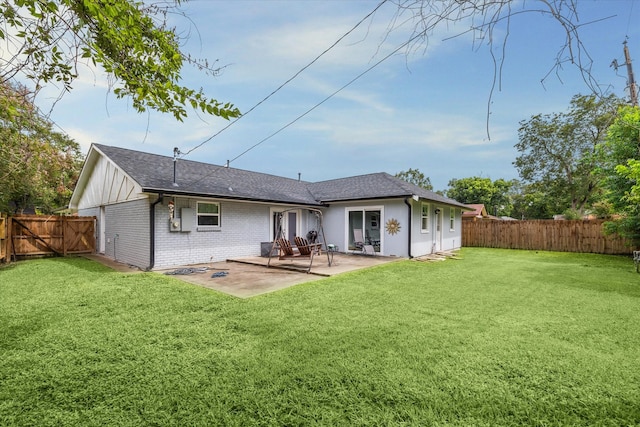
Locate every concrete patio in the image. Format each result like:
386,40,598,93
83,252,403,298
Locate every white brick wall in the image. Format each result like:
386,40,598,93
154,198,271,268
104,199,150,269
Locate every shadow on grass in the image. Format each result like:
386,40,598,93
6,255,118,274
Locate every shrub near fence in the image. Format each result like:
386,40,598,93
462,220,633,255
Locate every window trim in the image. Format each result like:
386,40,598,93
449,208,455,231
196,201,221,229
421,202,430,233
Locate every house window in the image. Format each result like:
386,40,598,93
347,207,382,252
197,202,220,227
450,208,455,231
421,203,430,232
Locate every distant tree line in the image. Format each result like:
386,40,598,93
396,94,640,245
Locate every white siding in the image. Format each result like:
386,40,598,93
322,199,409,258
76,154,145,210
410,200,463,256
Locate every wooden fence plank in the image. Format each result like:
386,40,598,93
462,219,633,255
6,215,96,260
0,215,6,262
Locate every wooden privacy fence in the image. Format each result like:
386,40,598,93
0,214,7,263
1,215,96,262
462,220,633,255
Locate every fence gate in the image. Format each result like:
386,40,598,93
5,215,96,261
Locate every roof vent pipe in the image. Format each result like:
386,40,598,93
173,147,180,187
298,172,301,182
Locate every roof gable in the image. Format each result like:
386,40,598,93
462,204,488,218
69,145,144,209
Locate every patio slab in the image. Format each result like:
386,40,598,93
83,253,403,298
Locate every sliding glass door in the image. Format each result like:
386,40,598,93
347,208,382,252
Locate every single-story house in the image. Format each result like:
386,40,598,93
69,144,472,270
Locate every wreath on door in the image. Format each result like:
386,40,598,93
385,218,401,235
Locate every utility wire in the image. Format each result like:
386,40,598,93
625,0,634,39
185,19,432,188
181,0,389,157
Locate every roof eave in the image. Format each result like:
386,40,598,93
142,187,325,207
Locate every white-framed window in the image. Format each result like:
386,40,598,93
197,201,220,227
450,208,455,231
421,203,430,233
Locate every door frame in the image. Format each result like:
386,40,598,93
434,207,443,252
99,205,106,254
270,207,300,241
345,206,383,253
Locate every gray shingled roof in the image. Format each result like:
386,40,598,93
95,144,320,205
94,144,468,208
308,172,469,208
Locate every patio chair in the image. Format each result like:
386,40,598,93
353,228,375,256
277,238,299,259
275,237,317,273
294,236,322,256
365,229,380,250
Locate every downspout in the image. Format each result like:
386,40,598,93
404,197,413,259
148,193,164,271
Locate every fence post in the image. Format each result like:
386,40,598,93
62,216,67,256
0,214,5,263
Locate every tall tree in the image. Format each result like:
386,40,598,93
0,81,82,213
514,94,622,216
598,106,640,245
445,176,515,217
510,182,558,220
395,168,433,190
0,0,240,121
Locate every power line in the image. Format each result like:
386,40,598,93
180,0,389,158
625,0,634,38
185,18,432,188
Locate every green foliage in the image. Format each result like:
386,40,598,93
598,106,640,245
0,81,82,213
0,0,240,121
1,250,639,425
510,182,556,219
562,208,583,220
514,94,622,215
590,200,615,219
394,168,433,190
445,176,516,217
615,159,640,205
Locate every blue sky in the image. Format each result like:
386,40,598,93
42,0,640,191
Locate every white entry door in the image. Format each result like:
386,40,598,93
435,208,442,252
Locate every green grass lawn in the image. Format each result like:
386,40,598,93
1,248,639,426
